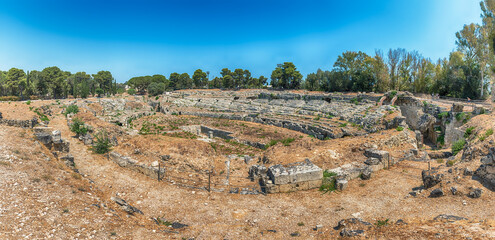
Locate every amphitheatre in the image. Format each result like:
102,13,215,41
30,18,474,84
0,89,494,239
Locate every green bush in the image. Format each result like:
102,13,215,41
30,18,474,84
438,112,449,119
127,88,137,95
396,126,404,131
339,123,347,127
437,134,445,146
92,131,112,154
95,88,104,97
455,112,465,122
26,100,31,105
464,126,475,138
320,170,338,193
376,219,389,227
65,104,79,116
70,118,88,136
451,139,466,156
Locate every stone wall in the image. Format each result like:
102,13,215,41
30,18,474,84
0,115,38,128
109,152,164,180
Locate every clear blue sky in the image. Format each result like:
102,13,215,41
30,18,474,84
0,0,482,83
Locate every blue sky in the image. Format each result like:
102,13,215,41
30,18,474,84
0,0,483,83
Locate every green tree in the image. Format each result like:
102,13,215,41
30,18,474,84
93,71,114,95
6,68,26,96
270,62,303,89
192,69,208,88
222,75,234,88
148,82,166,96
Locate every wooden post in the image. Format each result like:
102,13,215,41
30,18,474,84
208,170,211,192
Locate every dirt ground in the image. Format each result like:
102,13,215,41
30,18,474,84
0,99,494,239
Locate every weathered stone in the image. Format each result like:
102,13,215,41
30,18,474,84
340,229,364,237
335,218,372,230
336,178,348,191
51,130,62,143
267,159,322,185
111,196,143,215
249,165,267,181
434,214,467,222
364,157,380,165
60,154,75,168
463,168,473,176
450,187,458,195
171,222,188,229
468,188,482,198
429,188,444,198
422,170,443,189
364,149,389,161
34,132,52,145
361,167,372,180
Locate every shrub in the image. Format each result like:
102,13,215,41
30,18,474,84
95,88,104,97
70,118,88,136
26,100,31,105
396,126,404,131
479,128,494,141
464,126,475,138
438,112,449,119
455,112,465,122
92,131,112,154
127,88,137,95
388,91,397,98
451,139,466,156
65,104,79,116
437,134,445,146
339,123,347,127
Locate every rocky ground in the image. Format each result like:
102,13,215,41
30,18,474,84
0,90,494,239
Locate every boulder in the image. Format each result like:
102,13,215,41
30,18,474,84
468,188,482,198
249,165,267,181
51,130,62,143
340,229,364,237
422,170,443,189
35,132,52,145
429,188,444,198
474,148,495,190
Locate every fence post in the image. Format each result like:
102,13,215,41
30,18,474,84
208,170,211,192
225,160,230,187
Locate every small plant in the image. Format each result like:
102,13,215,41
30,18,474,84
65,104,79,116
314,115,320,121
339,123,347,127
479,128,493,141
388,91,397,98
63,208,69,213
281,138,295,146
437,134,445,146
110,232,117,236
376,219,389,227
70,118,88,136
320,170,338,193
436,159,444,164
451,139,466,156
297,222,305,226
26,100,31,105
71,172,81,180
464,126,475,138
396,126,404,131
455,112,465,122
359,183,366,187
447,160,455,166
423,101,429,107
92,130,112,154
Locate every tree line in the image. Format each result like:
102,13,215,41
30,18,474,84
0,66,123,99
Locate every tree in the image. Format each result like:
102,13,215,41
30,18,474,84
93,71,114,95
456,23,491,98
41,66,67,98
148,82,166,96
169,73,180,90
271,62,303,89
333,51,375,92
127,76,151,94
192,69,207,88
6,68,26,96
222,75,234,88
176,73,192,89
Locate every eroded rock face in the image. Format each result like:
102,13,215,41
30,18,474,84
475,147,495,190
